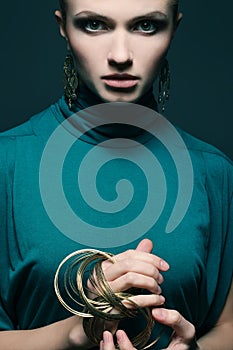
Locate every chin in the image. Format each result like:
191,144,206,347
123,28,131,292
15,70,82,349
100,90,142,104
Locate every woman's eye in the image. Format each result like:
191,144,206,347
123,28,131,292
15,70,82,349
134,20,159,34
83,20,107,32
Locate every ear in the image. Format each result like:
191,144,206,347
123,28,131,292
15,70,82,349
55,10,67,39
174,12,183,31
171,12,183,39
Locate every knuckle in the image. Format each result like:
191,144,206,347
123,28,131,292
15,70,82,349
148,278,157,291
170,310,182,324
126,249,135,258
187,324,196,339
126,272,136,284
124,259,132,270
101,261,110,273
152,266,159,278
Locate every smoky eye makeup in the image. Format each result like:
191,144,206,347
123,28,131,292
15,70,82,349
72,11,169,35
131,19,168,34
129,14,169,35
73,15,112,33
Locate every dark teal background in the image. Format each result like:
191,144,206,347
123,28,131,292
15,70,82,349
0,0,232,158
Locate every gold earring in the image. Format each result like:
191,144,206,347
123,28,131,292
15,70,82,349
63,53,78,109
158,59,170,112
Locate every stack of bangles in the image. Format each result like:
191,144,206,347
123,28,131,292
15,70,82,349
54,249,163,349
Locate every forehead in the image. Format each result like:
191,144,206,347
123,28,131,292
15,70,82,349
66,0,172,17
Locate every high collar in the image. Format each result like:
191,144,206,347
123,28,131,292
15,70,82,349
71,83,158,113
56,84,158,145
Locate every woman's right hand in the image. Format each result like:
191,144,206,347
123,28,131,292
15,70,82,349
69,239,169,348
88,238,169,302
0,240,169,350
77,239,169,348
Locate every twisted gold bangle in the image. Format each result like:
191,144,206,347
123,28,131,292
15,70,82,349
54,249,162,349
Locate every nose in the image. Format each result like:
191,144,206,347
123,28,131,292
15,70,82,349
107,31,133,69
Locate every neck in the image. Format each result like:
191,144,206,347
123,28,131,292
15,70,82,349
59,84,158,145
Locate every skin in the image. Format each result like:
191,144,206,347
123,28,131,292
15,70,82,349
55,0,182,103
0,1,232,350
54,1,233,349
0,240,169,350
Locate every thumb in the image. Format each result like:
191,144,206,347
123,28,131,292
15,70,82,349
152,308,196,342
136,239,153,253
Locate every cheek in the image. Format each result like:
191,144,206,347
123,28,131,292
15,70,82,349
126,30,172,63
137,33,171,57
136,41,170,73
69,39,105,74
72,49,96,79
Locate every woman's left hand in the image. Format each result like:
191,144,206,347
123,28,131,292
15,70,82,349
100,308,199,350
152,308,199,349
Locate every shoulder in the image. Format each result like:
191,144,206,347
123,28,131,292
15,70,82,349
177,127,231,162
177,128,233,197
0,99,63,171
0,100,62,140
178,127,232,170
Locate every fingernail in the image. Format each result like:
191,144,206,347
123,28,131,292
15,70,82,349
160,259,170,270
158,273,164,284
103,331,111,343
159,296,165,304
157,285,162,294
116,330,125,342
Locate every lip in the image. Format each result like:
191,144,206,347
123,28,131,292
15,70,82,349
102,73,139,79
102,74,139,89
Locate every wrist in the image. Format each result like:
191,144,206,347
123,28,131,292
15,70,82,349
68,316,94,350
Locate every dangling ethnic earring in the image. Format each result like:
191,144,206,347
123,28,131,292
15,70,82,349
158,59,170,112
63,53,78,109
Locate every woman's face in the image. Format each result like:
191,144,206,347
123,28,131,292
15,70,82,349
56,0,180,103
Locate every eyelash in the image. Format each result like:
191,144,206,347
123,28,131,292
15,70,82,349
75,19,162,35
133,20,160,34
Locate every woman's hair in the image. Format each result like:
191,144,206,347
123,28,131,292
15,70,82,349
59,0,179,21
171,0,179,20
59,0,67,20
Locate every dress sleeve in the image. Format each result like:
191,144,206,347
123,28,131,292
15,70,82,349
0,137,17,330
0,297,15,330
197,152,233,337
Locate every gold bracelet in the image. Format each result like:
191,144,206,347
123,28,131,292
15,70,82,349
54,249,162,349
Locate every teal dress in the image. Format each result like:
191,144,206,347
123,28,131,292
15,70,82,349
0,90,232,349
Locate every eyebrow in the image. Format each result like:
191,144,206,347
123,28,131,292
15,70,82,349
74,10,168,21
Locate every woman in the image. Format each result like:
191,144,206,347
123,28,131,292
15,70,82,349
0,0,232,349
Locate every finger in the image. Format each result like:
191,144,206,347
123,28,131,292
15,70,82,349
136,239,153,253
116,330,137,350
101,331,116,350
103,259,164,284
135,239,169,272
109,272,162,294
122,294,165,309
103,250,169,282
152,308,196,341
118,250,169,271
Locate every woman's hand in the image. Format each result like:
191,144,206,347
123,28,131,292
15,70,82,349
85,239,169,345
152,308,199,349
88,239,170,298
100,330,136,350
100,308,199,350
